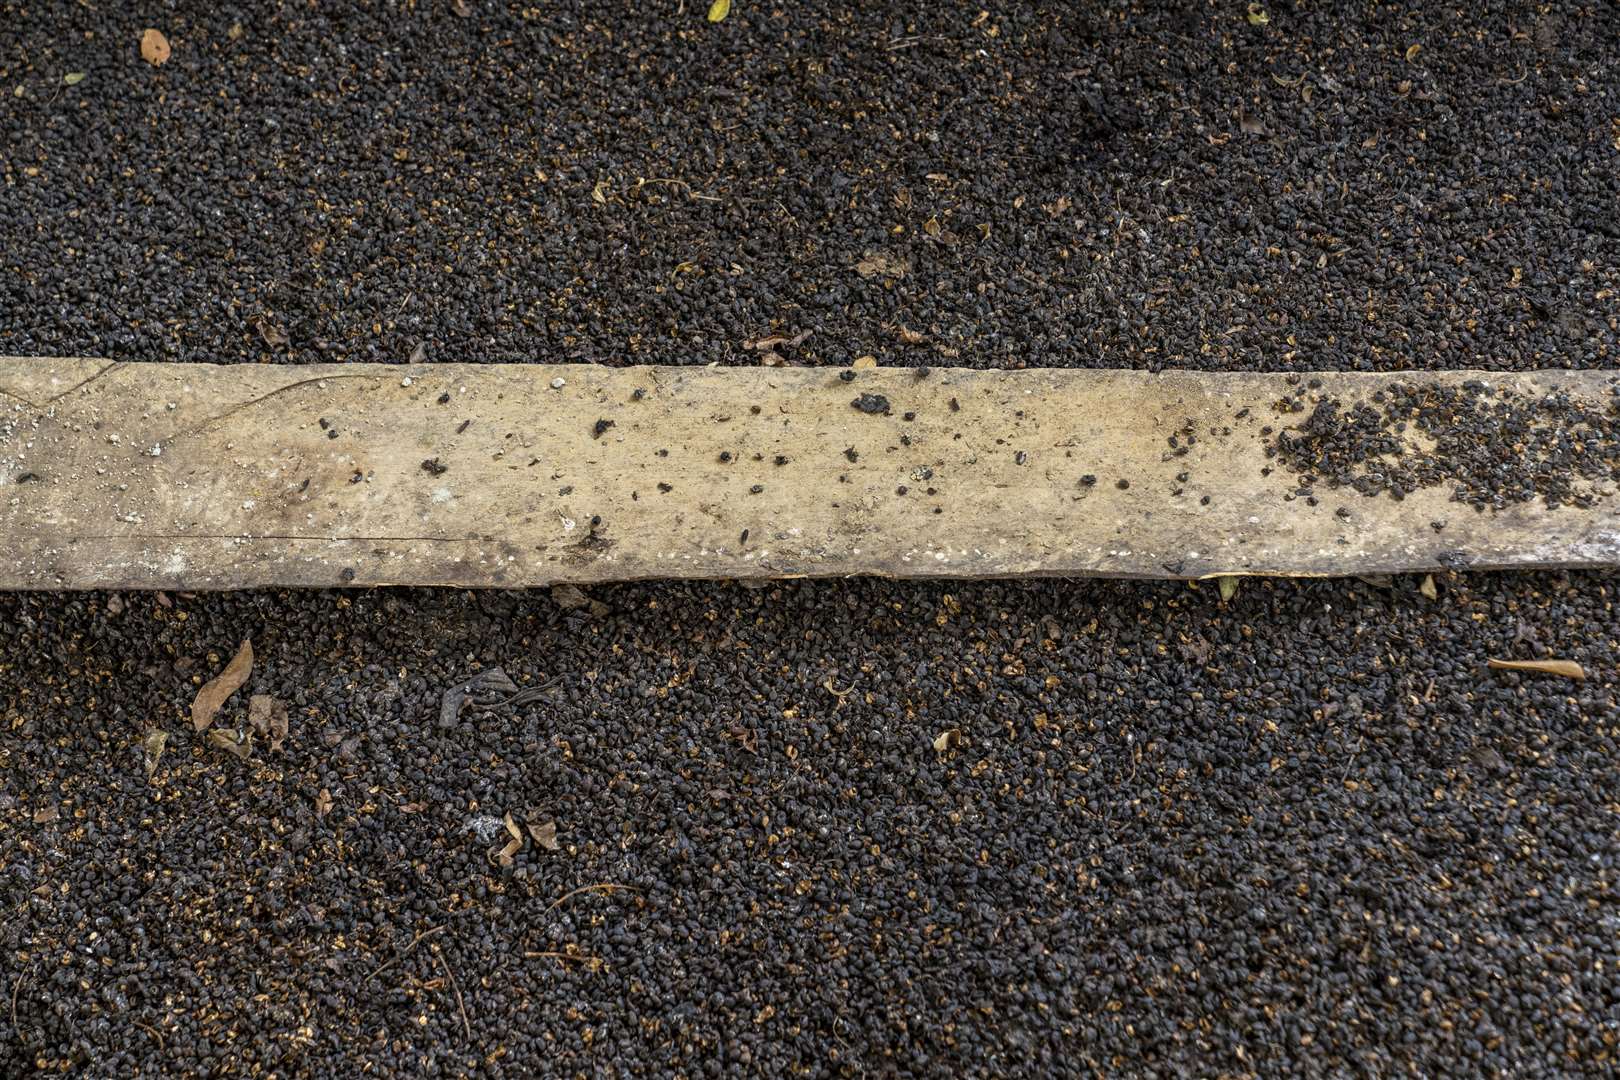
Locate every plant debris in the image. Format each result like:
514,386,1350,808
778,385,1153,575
1487,657,1586,680
492,812,524,867
248,694,289,752
191,638,253,733
206,726,253,759
438,667,517,728
528,819,561,851
853,251,910,280
140,730,168,777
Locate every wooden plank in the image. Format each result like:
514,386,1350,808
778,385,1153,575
1,357,1617,589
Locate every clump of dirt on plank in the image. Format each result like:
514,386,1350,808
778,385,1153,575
1267,380,1620,510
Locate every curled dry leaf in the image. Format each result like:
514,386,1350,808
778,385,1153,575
248,694,289,752
140,29,171,66
1418,574,1438,600
890,325,926,345
491,812,526,867
141,730,169,778
933,729,961,753
529,819,561,851
207,727,253,759
1487,658,1585,680
451,0,473,16
192,638,254,732
33,805,59,824
315,788,334,816
252,315,289,349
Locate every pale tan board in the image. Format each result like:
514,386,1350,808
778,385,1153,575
1,357,1617,589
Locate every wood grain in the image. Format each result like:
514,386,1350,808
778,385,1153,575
1,357,1617,589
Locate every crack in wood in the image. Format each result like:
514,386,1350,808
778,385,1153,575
170,374,383,439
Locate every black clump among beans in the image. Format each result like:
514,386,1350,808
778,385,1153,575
3,3,1619,1077
851,393,890,415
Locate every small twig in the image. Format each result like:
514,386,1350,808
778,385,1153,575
10,963,30,1035
433,948,472,1040
523,950,604,970
134,1020,166,1050
545,883,641,915
821,677,856,700
363,925,445,985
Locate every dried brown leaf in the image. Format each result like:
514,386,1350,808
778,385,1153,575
315,787,334,816
141,730,169,777
248,694,289,752
853,355,878,369
1418,574,1438,600
853,250,910,280
207,727,253,759
451,0,473,16
32,805,59,824
890,325,926,345
551,583,591,610
140,29,171,66
191,638,253,732
253,316,288,349
933,729,961,753
503,811,523,841
492,834,523,867
529,819,561,851
1487,658,1585,680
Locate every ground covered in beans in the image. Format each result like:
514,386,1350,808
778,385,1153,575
2,1,1619,1077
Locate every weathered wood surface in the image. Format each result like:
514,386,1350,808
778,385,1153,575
1,357,1617,589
